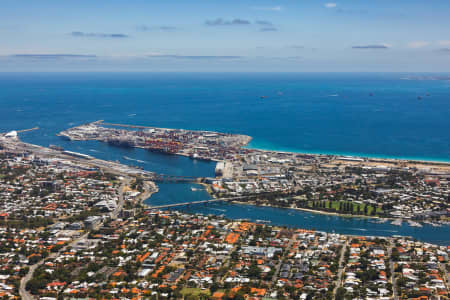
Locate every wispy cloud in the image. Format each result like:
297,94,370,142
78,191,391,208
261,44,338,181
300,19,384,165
255,20,277,32
205,18,251,26
352,44,389,49
407,41,429,48
147,54,242,60
136,25,177,32
437,48,450,53
255,20,273,26
325,3,337,8
12,54,97,59
70,31,129,38
289,45,305,49
252,6,282,12
438,40,450,46
260,27,277,32
336,8,368,14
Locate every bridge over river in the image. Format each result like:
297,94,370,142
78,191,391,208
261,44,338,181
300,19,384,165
146,196,247,210
150,174,202,183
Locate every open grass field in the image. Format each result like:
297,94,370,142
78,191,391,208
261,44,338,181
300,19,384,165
306,200,383,215
180,287,211,298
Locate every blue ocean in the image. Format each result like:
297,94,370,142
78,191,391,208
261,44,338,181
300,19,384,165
1,72,449,244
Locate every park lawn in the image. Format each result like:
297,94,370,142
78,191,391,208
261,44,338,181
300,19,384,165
181,287,211,297
307,200,383,215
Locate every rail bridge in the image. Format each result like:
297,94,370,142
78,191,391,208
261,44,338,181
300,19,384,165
150,174,201,183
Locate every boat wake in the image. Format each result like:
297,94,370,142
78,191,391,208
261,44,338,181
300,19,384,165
123,156,147,164
211,208,226,212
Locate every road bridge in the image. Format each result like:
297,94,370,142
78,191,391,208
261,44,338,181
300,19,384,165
146,196,246,210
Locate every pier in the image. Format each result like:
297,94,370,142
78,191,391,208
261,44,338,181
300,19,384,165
16,127,39,133
1,127,39,136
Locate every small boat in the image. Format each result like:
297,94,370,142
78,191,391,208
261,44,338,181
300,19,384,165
418,96,422,100
256,219,271,224
408,220,423,227
191,187,199,192
372,218,387,224
260,96,268,99
369,93,374,96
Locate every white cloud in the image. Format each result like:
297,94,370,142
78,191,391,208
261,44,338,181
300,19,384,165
325,3,337,8
252,6,282,11
407,41,430,48
438,40,450,46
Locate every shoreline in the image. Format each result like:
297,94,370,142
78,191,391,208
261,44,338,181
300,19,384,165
61,121,450,165
245,142,450,164
230,200,387,220
137,181,159,205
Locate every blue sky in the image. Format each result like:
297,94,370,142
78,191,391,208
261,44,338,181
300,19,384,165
1,0,450,71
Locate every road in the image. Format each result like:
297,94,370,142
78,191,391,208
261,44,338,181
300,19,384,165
110,178,131,219
388,240,398,300
271,238,294,286
9,138,135,299
19,233,89,300
333,239,348,300
439,261,449,294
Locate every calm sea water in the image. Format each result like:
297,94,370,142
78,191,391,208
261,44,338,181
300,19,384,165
0,72,449,244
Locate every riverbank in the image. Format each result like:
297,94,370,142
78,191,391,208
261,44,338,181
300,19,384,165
230,200,386,220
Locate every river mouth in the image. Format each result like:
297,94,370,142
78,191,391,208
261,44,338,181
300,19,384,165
3,72,450,245
15,137,450,246
144,182,450,246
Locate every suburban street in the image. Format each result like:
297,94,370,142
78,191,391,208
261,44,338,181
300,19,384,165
388,240,399,300
333,240,348,299
19,233,89,300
